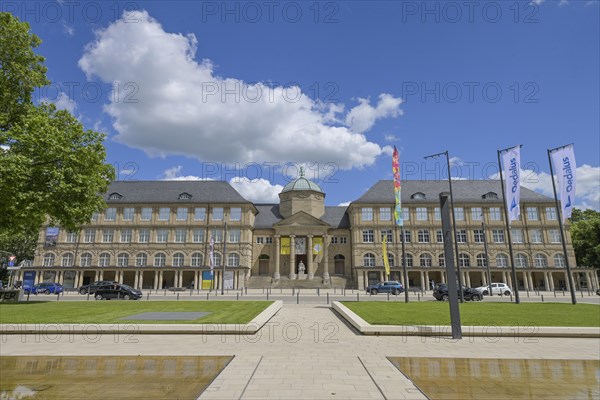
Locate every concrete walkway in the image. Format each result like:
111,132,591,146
2,304,599,400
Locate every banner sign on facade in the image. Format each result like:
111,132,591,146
45,227,59,247
312,237,323,255
501,146,521,224
294,237,306,255
224,271,234,290
392,146,403,226
551,144,576,222
201,270,213,290
280,237,290,255
382,235,390,278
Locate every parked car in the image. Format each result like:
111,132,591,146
366,281,404,295
474,282,512,296
79,280,118,295
433,283,482,301
31,282,64,295
94,284,142,300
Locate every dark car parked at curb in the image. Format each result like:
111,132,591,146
366,281,404,295
433,283,482,301
94,284,142,300
79,280,118,295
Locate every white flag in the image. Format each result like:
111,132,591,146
501,146,521,224
551,145,576,222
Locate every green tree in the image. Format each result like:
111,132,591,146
570,208,600,269
0,12,115,236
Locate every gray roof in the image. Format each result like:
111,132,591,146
104,181,251,204
353,180,554,204
253,205,350,229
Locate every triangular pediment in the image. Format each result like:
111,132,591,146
273,211,329,228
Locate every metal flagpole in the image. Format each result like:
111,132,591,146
482,219,492,297
547,144,577,305
424,151,464,302
401,225,408,303
497,146,521,304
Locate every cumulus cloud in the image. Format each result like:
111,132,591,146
384,134,400,142
229,178,284,203
160,165,213,181
79,11,403,169
338,201,351,206
42,92,77,114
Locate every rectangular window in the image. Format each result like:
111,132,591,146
403,230,411,243
156,229,168,243
212,207,223,221
211,229,223,243
416,207,428,221
141,207,152,221
229,228,241,243
91,212,99,222
361,207,373,221
492,229,505,243
66,231,78,243
474,229,484,243
380,229,393,243
457,229,467,243
511,229,523,243
193,229,204,243
103,229,114,243
256,237,264,244
176,207,188,221
120,229,132,243
546,207,557,221
418,229,430,243
230,207,242,221
530,229,543,244
265,237,273,244
158,207,170,221
362,229,374,243
339,237,347,244
434,207,441,221
194,207,206,221
379,208,391,221
175,229,186,243
402,208,410,221
527,207,539,221
454,207,464,221
471,207,482,221
436,230,443,243
123,207,134,221
104,208,116,221
138,229,150,243
549,229,561,243
489,207,502,221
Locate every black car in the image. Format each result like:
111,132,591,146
94,284,142,300
79,280,118,295
433,283,482,302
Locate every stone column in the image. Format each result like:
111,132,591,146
529,271,535,290
420,271,425,291
481,271,487,286
544,272,550,292
139,271,144,290
465,272,471,288
323,235,330,284
99,270,104,281
153,272,159,290
94,270,99,282
521,271,528,291
134,271,139,289
441,271,446,284
289,235,296,279
307,235,314,280
274,235,281,280
158,270,163,289
564,271,569,290
507,272,512,289
425,271,430,291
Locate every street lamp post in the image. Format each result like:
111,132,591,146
424,151,464,302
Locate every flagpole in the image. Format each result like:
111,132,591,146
400,225,408,303
547,146,577,305
497,147,521,304
221,223,227,295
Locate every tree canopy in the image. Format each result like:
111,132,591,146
0,12,115,237
570,208,600,269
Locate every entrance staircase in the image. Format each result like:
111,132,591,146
246,275,349,289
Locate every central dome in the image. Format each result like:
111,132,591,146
281,168,323,193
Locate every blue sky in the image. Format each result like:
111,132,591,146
6,0,599,207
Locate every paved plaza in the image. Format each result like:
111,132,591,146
2,300,599,399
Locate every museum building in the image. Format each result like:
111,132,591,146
18,173,598,292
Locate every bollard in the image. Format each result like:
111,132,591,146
237,293,239,300
267,291,269,301
164,289,166,296
387,292,390,301
245,287,247,295
510,293,513,302
206,292,209,301
57,293,60,301
27,292,30,301
563,289,565,296
146,292,150,301
554,290,557,297
296,291,299,304
526,289,529,298
317,288,320,297
177,293,180,301
418,293,420,301
357,293,359,302
87,291,90,301
327,293,330,304
292,288,295,296
541,294,544,302
581,289,584,298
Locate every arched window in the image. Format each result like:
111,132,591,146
496,253,508,267
61,253,74,267
411,192,426,199
515,253,528,268
228,253,240,267
80,252,92,267
213,253,222,267
43,253,55,267
438,254,445,267
154,253,166,267
191,252,204,267
404,253,414,267
476,253,487,267
458,253,470,267
554,253,566,267
117,253,129,267
136,253,148,267
387,253,395,267
420,253,432,267
173,253,185,267
482,192,498,199
108,192,123,200
99,253,111,267
534,253,547,268
178,192,192,200
363,253,375,267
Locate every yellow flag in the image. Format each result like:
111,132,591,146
312,237,323,255
280,237,290,255
382,235,390,278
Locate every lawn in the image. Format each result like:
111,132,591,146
341,302,600,327
0,301,272,324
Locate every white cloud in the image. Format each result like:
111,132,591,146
62,22,74,36
384,134,400,142
344,94,403,133
42,92,77,114
338,201,351,206
160,165,212,181
381,146,394,157
559,0,569,5
531,0,544,4
79,11,402,170
229,178,284,203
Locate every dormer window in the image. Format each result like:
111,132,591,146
109,192,123,200
178,192,192,200
411,192,426,200
482,192,498,200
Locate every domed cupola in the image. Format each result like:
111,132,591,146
279,168,325,218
